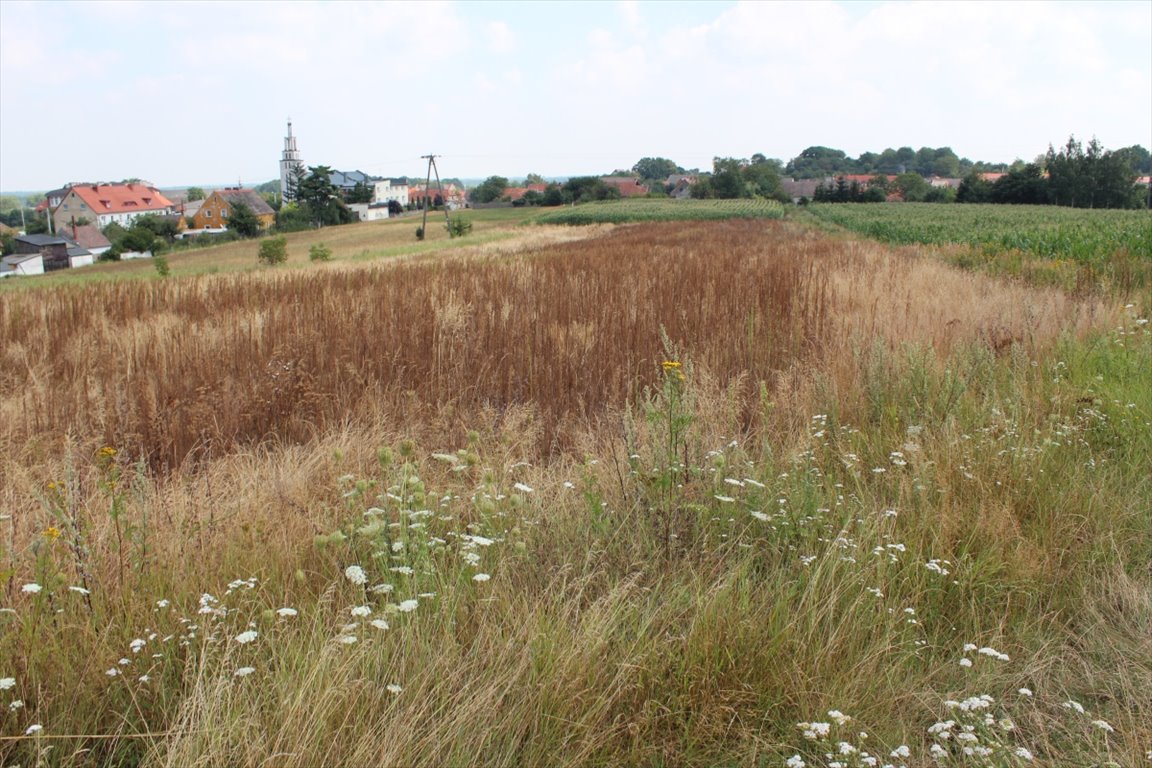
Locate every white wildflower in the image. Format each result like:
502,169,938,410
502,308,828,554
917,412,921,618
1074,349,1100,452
234,630,258,644
276,607,298,617
891,745,911,758
25,724,43,735
234,666,256,677
351,605,372,617
713,494,736,503
390,566,414,576
336,634,358,645
1018,687,1032,697
129,638,146,653
472,573,491,582
959,658,973,668
398,599,418,613
513,482,534,493
828,710,851,726
386,683,403,694
0,677,14,690
1014,746,1034,761
9,699,23,710
1062,700,1085,714
370,619,390,630
344,565,367,585
785,755,806,768
69,585,91,595
106,668,120,676
1091,719,1114,733
138,674,150,683
21,583,42,594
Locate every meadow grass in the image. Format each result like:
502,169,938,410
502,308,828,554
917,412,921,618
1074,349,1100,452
533,198,787,225
1,218,1149,767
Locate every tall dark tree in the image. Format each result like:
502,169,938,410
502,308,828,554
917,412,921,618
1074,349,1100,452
297,165,353,227
227,200,263,237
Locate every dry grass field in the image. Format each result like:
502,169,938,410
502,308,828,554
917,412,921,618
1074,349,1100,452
1,216,1149,767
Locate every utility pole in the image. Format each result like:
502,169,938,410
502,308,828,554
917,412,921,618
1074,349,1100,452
419,154,452,239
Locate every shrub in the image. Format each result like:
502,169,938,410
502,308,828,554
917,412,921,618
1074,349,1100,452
309,243,332,262
257,235,288,266
448,217,472,238
153,254,170,277
415,226,424,241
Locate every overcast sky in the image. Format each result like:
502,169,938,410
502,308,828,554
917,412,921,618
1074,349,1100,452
1,0,1149,192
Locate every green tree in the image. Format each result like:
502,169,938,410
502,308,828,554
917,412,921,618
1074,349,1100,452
348,181,374,204
893,172,930,202
710,157,746,199
0,194,21,214
742,155,785,200
956,172,993,203
258,235,288,265
227,200,263,238
186,187,206,202
632,157,683,181
524,173,546,185
133,214,181,243
990,164,1049,205
470,176,509,204
297,166,353,227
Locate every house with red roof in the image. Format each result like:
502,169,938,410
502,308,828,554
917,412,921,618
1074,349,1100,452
599,177,650,197
52,183,174,231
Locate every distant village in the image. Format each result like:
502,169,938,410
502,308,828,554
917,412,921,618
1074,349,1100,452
3,125,1148,278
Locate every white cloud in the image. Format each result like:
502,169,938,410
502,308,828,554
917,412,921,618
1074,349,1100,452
486,21,515,53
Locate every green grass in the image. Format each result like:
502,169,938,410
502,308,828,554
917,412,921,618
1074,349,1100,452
533,198,787,225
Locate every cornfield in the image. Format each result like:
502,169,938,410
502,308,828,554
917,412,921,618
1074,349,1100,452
534,198,786,225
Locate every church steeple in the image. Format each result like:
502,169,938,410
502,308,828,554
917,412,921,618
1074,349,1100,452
280,118,303,202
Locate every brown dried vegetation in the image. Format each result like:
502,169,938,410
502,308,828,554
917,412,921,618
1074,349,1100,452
0,220,1107,473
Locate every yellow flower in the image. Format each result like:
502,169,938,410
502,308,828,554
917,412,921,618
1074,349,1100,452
44,526,61,540
98,446,117,459
661,360,682,372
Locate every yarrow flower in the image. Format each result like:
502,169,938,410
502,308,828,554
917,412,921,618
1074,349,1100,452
276,607,298,617
0,677,14,691
827,710,851,726
351,605,372,617
397,599,418,613
1018,688,1033,697
234,630,258,644
344,565,367,585
1015,747,1034,761
1091,719,1114,733
234,667,256,678
21,583,42,595
785,756,805,768
798,721,831,739
472,573,491,582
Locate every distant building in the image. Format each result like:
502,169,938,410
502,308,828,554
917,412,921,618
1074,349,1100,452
280,119,304,202
599,177,649,197
52,183,174,230
192,188,276,231
1,253,45,277
12,234,71,271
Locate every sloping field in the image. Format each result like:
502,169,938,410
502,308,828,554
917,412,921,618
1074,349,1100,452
1,219,1148,767
534,197,786,224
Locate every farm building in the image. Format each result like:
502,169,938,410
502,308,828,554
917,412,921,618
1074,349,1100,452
51,183,175,230
0,253,45,277
191,188,276,232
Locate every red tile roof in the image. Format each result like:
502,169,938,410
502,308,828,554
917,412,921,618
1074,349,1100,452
69,183,174,214
600,177,649,197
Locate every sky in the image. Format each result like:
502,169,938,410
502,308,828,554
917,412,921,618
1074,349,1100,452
1,0,1149,192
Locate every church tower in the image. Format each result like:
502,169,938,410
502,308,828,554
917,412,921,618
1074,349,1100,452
280,119,303,202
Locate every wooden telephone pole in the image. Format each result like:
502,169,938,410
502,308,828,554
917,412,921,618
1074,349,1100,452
419,154,451,238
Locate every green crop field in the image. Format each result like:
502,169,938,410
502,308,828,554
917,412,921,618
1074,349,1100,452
806,203,1151,261
806,202,1152,292
534,197,787,225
